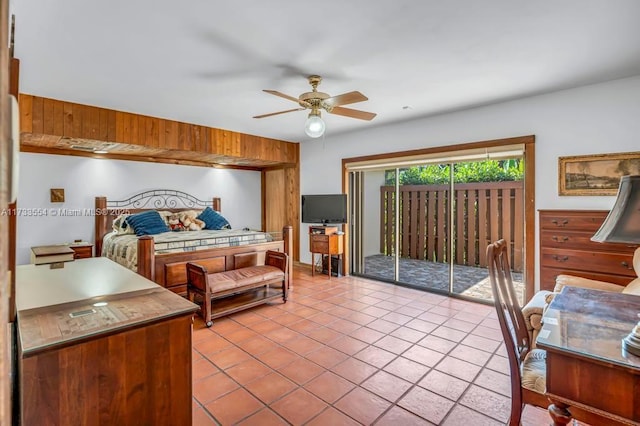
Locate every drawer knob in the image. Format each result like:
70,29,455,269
552,255,569,262
621,261,633,270
551,219,569,227
551,236,569,243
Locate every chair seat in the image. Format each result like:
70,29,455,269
208,265,284,292
521,348,546,393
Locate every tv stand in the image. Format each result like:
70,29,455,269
309,225,338,235
309,226,343,279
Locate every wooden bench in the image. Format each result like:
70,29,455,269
186,250,288,327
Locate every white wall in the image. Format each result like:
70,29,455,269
300,75,640,289
16,153,262,264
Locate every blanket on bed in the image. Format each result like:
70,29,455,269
102,229,273,271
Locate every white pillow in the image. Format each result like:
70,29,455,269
112,213,134,235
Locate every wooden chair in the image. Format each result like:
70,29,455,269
487,239,548,426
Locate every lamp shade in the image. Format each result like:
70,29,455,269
304,113,325,138
591,175,640,244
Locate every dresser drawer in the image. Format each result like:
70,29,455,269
539,230,633,252
310,235,329,252
311,241,329,253
539,211,607,232
541,248,636,277
70,245,93,259
309,233,343,255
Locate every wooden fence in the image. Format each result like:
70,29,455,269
380,181,524,271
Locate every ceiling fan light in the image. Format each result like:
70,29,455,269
304,114,325,138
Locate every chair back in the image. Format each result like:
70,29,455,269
487,240,531,409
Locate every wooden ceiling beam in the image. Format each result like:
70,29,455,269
18,93,298,168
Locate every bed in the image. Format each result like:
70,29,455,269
95,189,292,295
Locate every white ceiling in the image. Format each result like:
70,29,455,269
13,0,640,143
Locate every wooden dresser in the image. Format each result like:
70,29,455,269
16,258,198,425
539,210,638,291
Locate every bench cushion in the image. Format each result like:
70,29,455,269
208,265,284,292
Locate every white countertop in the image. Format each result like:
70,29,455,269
16,257,158,311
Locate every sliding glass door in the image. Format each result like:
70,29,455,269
351,169,398,282
450,161,525,301
349,153,525,304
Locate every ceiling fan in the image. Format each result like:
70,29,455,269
254,75,376,138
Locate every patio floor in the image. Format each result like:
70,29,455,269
362,254,525,303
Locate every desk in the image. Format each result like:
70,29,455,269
16,258,199,425
536,286,640,425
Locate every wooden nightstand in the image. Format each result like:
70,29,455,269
68,242,94,259
309,226,344,279
30,242,93,265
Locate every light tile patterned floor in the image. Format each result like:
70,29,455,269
191,265,559,425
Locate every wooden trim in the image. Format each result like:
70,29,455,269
523,138,535,301
283,225,293,287
94,196,107,256
20,144,264,171
342,159,350,276
343,135,533,164
261,171,266,233
137,236,155,280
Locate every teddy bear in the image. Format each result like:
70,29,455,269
180,212,205,231
167,213,185,231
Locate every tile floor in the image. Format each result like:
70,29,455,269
191,265,557,425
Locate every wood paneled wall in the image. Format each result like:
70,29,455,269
19,94,298,166
263,162,300,262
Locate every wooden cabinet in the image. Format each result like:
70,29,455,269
539,210,638,291
309,226,343,279
16,258,198,425
69,242,93,259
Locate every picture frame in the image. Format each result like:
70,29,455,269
558,151,640,196
50,188,65,203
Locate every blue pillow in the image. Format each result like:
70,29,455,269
125,210,170,236
197,207,231,230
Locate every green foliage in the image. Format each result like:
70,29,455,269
385,160,523,185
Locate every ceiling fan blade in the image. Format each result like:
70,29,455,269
253,108,306,119
329,106,377,121
324,91,368,108
263,90,310,108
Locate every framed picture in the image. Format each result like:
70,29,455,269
558,151,640,196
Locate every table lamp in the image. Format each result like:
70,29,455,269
591,175,640,356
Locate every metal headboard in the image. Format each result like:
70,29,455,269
106,189,212,210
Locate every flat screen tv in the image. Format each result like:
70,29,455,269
301,194,347,224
